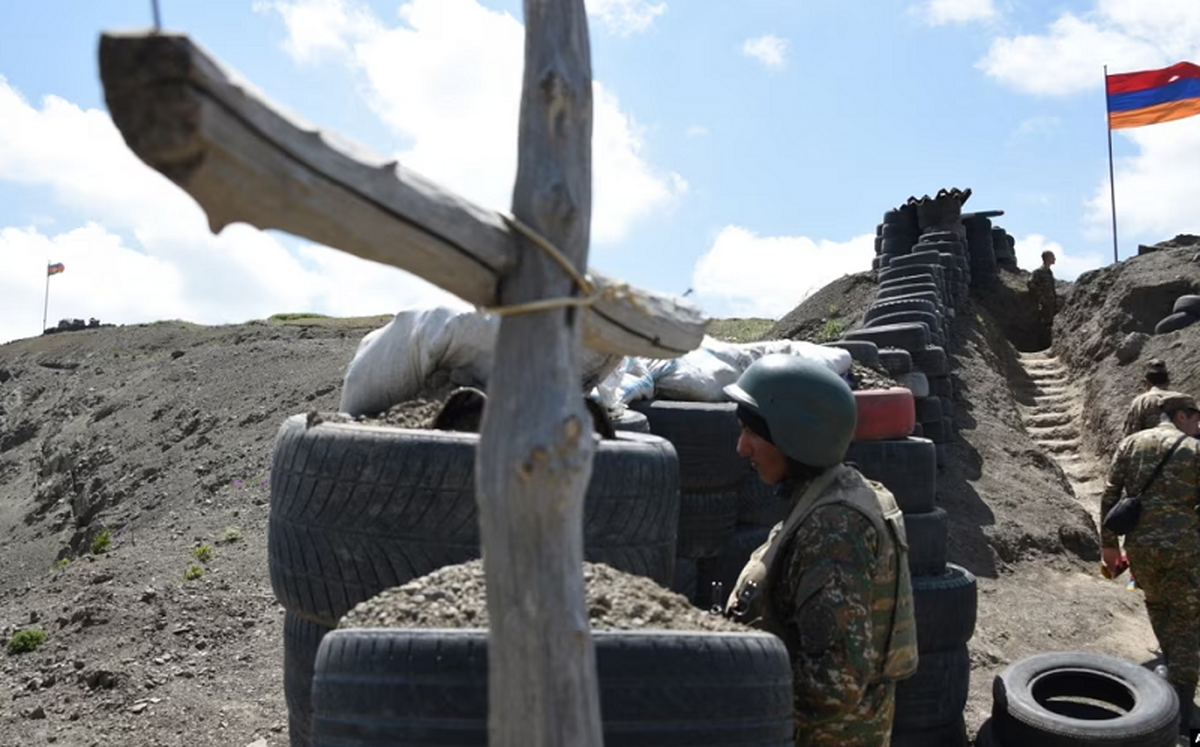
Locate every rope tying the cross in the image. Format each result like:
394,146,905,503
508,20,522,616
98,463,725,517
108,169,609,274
484,214,616,317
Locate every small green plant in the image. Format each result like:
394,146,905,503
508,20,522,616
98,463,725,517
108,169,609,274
192,544,213,563
7,628,47,655
52,557,70,571
183,564,204,581
816,318,846,343
89,529,111,555
827,303,841,317
219,526,243,544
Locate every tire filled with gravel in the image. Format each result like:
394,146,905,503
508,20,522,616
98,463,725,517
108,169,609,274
339,559,745,633
313,561,794,747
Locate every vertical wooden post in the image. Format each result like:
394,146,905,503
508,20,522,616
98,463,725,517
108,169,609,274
475,1,603,746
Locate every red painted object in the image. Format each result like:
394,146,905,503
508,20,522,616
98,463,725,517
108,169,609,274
852,388,916,442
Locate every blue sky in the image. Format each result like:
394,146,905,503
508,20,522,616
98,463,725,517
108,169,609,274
2,0,1199,345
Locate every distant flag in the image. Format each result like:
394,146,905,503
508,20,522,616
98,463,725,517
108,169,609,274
1106,61,1200,130
47,262,65,276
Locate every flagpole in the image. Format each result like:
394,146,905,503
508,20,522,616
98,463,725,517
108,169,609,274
42,264,50,334
1105,64,1119,264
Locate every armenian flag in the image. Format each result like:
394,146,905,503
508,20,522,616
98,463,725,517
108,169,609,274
47,262,65,276
1106,62,1200,130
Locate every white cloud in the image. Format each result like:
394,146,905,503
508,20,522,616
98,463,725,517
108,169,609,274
1083,118,1200,241
973,1,1200,248
586,0,666,36
690,226,874,318
0,77,462,346
978,1,1200,97
1014,234,1105,281
919,0,996,26
1009,115,1061,143
264,0,685,244
741,34,788,70
685,125,709,137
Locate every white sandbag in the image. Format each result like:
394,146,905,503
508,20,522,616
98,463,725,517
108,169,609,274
340,307,623,417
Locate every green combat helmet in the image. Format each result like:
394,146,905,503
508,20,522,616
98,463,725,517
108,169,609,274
723,354,857,468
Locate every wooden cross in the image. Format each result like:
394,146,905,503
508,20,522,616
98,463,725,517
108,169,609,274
99,4,705,745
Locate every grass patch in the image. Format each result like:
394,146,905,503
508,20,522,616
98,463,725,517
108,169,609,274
815,318,846,343
89,529,111,555
219,526,243,544
267,313,392,328
268,312,330,322
192,544,213,563
706,318,775,344
52,558,70,571
7,628,47,655
183,564,204,581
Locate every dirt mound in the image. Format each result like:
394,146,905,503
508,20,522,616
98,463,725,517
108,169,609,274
1053,246,1200,459
0,317,387,746
763,271,877,341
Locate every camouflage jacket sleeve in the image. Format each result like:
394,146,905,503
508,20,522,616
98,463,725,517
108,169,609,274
1100,437,1133,549
775,503,880,722
1121,396,1144,438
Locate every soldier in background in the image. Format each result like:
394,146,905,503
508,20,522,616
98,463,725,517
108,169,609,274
723,355,917,746
1123,359,1172,437
1100,392,1200,734
1028,250,1057,345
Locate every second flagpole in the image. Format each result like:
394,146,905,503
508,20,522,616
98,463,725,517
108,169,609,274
42,264,50,335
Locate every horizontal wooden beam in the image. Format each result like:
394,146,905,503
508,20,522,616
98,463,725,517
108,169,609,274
98,31,706,359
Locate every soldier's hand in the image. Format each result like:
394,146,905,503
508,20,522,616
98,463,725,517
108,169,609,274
1102,547,1123,578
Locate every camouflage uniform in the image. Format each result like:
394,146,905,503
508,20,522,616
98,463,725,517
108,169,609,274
1122,386,1169,437
1100,422,1200,692
1028,266,1057,326
732,465,916,746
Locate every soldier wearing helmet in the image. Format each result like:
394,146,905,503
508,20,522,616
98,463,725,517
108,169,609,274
723,354,917,746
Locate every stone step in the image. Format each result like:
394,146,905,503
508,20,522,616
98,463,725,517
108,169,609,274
1028,424,1081,440
1026,375,1070,386
1039,438,1081,454
1023,411,1074,428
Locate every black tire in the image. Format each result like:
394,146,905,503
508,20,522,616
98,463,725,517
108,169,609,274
905,508,948,577
929,375,953,399
269,417,680,627
896,371,931,399
913,564,977,652
631,401,746,492
736,471,788,528
611,408,650,433
921,418,947,443
878,347,914,376
891,717,969,747
880,265,944,288
824,340,881,367
913,346,948,376
868,311,943,341
877,284,942,303
677,489,739,559
671,557,698,603
864,298,938,323
1154,312,1197,335
915,395,943,422
311,628,795,747
845,438,936,514
284,612,333,747
696,525,771,610
992,651,1178,747
881,237,912,255
844,323,931,354
888,250,945,269
894,645,971,731
917,234,961,247
1172,295,1200,316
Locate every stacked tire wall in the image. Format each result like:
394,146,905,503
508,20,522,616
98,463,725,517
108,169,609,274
845,198,981,746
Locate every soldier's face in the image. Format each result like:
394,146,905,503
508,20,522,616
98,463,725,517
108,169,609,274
1176,408,1200,436
736,427,788,484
